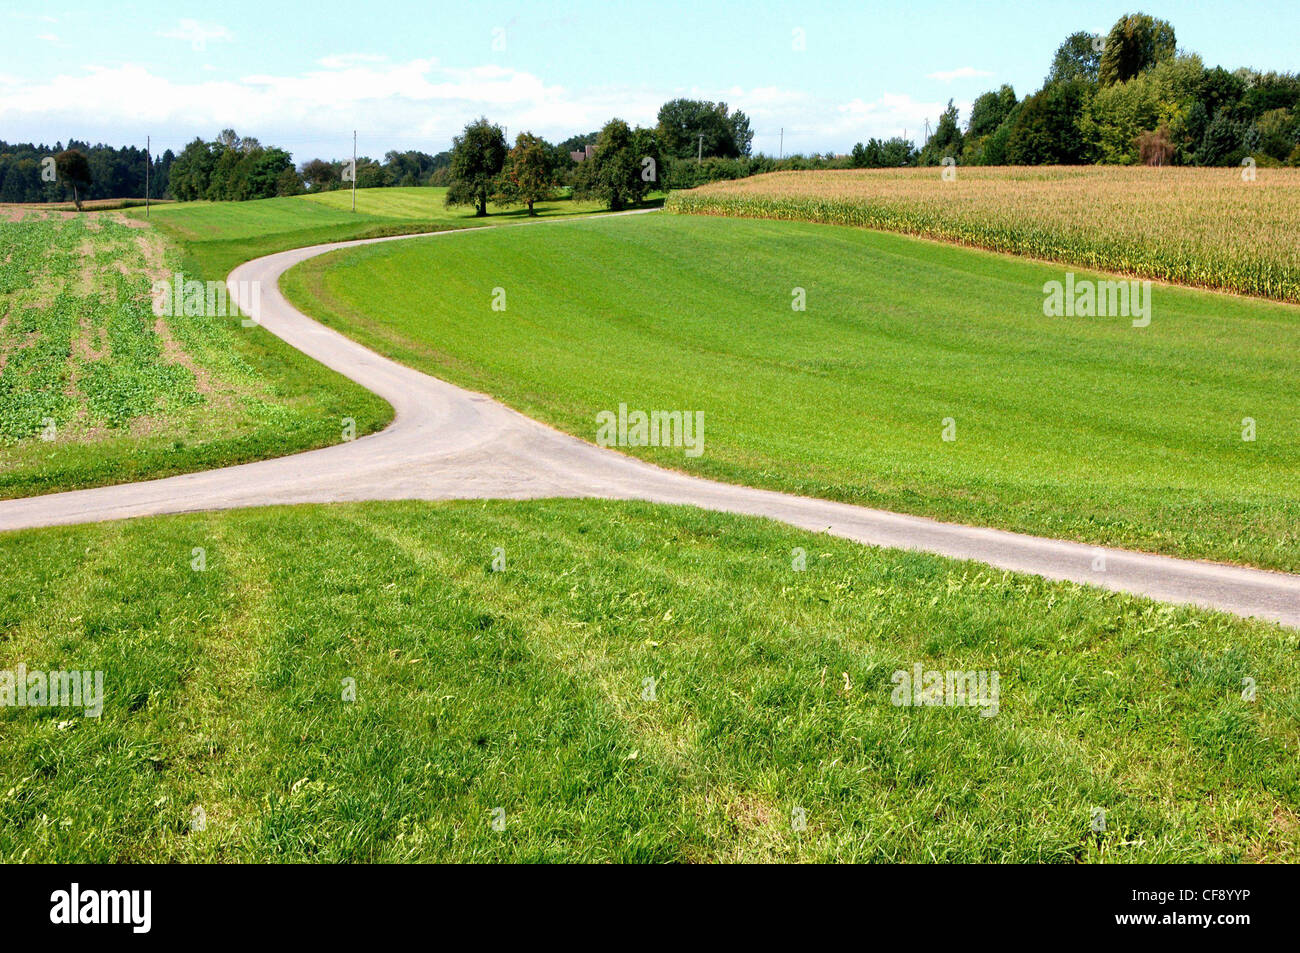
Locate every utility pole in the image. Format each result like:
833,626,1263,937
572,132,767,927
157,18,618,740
697,134,704,164
352,130,357,213
779,127,783,159
145,135,150,219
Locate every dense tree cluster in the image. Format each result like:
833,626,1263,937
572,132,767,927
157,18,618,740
940,13,1300,167
572,120,665,210
655,99,753,160
849,138,917,169
169,129,298,201
0,140,173,203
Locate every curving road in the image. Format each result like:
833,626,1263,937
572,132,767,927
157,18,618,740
2,211,1298,628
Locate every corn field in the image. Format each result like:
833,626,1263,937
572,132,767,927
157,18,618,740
666,166,1300,303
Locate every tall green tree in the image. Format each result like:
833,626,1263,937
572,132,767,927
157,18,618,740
1005,80,1091,163
53,149,92,210
445,117,507,217
656,99,750,159
299,158,340,192
728,109,754,157
1099,13,1177,86
920,100,964,164
168,138,217,200
497,132,555,215
574,119,663,210
967,85,1018,138
1047,31,1103,85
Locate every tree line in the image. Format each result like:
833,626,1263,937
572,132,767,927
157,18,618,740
168,130,298,200
433,117,659,215
292,100,754,203
0,140,174,204
911,12,1300,168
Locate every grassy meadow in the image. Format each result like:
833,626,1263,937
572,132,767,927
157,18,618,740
667,166,1300,302
282,212,1300,571
1,499,1295,863
136,186,645,280
4,174,1298,864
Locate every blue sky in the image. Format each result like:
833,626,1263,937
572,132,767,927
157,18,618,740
3,0,1297,160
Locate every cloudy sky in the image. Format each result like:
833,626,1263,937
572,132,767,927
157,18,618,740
3,0,1297,161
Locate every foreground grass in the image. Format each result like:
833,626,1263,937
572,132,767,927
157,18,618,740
0,212,389,499
0,499,1295,862
667,167,1300,302
282,213,1300,571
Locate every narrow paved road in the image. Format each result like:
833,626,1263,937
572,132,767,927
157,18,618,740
3,211,1297,628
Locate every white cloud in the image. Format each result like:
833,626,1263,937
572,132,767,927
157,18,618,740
36,33,59,42
736,90,957,152
0,57,954,157
157,19,233,50
926,67,993,82
317,53,390,69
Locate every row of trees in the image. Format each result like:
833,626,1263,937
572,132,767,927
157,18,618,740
291,98,753,197
443,117,664,215
297,150,455,191
919,13,1300,167
0,140,174,204
850,137,918,168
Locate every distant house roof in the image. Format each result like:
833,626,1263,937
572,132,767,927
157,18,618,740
570,144,596,162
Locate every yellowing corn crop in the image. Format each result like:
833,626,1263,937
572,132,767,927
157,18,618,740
666,166,1300,303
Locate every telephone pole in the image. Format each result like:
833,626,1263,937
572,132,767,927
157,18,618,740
779,127,783,159
697,134,704,164
145,135,150,219
352,130,357,212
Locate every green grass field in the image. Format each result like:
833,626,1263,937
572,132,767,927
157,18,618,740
281,213,1300,571
0,212,389,499
136,186,645,280
1,499,1295,863
6,180,1298,864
